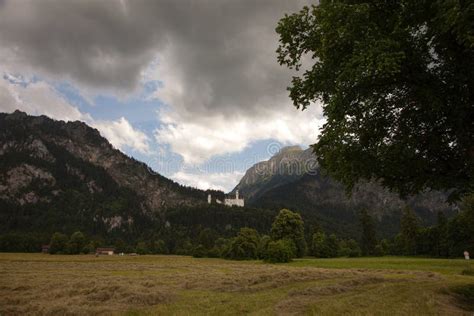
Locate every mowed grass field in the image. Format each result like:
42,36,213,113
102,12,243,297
1,253,473,315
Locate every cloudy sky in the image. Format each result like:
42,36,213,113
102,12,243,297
0,0,323,192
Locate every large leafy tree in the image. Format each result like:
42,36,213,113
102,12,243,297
276,0,473,200
271,209,307,257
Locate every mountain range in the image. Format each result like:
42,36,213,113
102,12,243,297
0,111,456,246
0,111,221,243
232,145,455,237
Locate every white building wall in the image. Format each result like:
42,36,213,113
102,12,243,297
224,198,244,207
208,190,244,207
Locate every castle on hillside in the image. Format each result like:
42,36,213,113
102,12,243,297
208,190,244,207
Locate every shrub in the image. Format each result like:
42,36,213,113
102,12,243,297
192,244,207,258
348,247,362,258
175,248,191,256
49,232,69,254
222,228,260,260
198,228,217,249
311,232,338,258
223,238,258,260
338,239,361,257
258,235,272,259
311,232,327,257
136,241,149,255
264,239,294,263
82,242,96,254
150,240,168,254
347,239,361,257
374,244,385,256
175,240,193,256
325,234,339,258
68,231,86,255
207,246,221,258
214,238,231,257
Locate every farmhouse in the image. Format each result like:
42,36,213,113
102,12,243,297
96,247,115,255
41,245,50,253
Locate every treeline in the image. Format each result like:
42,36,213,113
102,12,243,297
191,209,306,263
186,194,474,260
346,194,474,258
308,194,473,258
1,194,472,259
0,204,276,254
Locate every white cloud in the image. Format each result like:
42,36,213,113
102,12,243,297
0,77,89,122
0,81,18,109
155,104,324,164
148,36,325,165
92,117,150,154
171,170,245,192
0,1,324,168
0,75,151,155
0,0,325,192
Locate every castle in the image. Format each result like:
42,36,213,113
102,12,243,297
208,190,244,207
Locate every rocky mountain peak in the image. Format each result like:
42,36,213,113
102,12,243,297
231,145,317,201
229,143,454,236
278,145,303,153
0,111,208,216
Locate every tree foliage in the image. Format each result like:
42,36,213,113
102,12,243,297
399,208,420,255
263,239,294,263
359,209,377,256
136,241,149,255
276,0,474,200
192,244,207,258
198,228,218,250
311,231,327,258
339,239,361,257
310,231,340,258
49,232,68,254
68,231,86,255
223,228,260,260
3,193,473,260
271,209,307,257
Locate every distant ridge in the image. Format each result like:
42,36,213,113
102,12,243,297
0,111,217,233
232,145,456,237
231,145,316,202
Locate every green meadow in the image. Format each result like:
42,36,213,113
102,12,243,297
1,253,473,315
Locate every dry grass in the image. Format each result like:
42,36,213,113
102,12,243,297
0,254,472,315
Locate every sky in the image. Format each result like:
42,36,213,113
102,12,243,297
0,0,324,192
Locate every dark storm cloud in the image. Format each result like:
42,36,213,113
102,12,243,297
0,0,310,115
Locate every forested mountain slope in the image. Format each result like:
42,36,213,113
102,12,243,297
233,146,456,237
0,111,212,241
